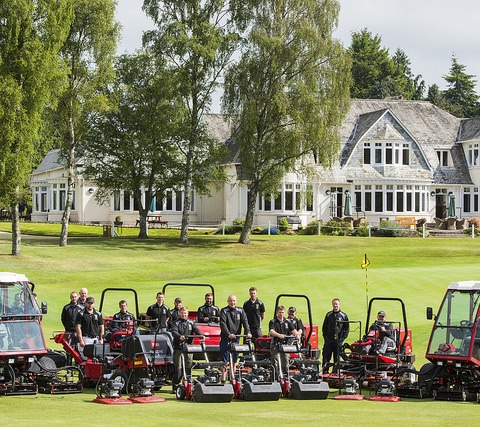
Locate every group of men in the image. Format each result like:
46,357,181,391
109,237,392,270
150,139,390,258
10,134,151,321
61,287,397,384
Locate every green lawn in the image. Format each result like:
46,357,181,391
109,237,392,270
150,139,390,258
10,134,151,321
0,225,479,425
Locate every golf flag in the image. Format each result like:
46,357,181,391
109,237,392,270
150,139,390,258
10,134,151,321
361,254,370,269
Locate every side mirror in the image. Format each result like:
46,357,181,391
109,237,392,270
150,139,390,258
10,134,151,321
426,306,433,320
41,301,47,314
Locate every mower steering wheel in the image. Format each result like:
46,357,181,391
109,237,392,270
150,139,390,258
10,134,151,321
460,320,473,328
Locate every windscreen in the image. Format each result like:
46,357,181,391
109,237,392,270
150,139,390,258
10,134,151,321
427,290,480,357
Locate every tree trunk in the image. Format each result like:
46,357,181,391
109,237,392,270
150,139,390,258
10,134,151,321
238,187,257,244
137,204,149,238
11,202,21,256
179,149,194,244
60,113,76,247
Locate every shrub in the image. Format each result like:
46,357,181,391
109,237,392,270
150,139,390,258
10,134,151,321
232,218,244,233
353,225,370,237
322,219,353,236
299,220,320,235
278,217,290,232
378,219,401,237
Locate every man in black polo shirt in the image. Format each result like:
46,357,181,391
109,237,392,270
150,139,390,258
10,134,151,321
197,293,219,323
76,296,104,360
219,295,251,381
243,286,265,339
146,292,170,332
269,305,300,378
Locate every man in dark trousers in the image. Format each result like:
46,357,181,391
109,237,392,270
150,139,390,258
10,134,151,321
146,291,170,332
243,286,265,339
219,295,251,381
269,305,300,378
322,298,349,372
197,292,220,323
61,291,82,345
170,306,204,393
76,296,104,361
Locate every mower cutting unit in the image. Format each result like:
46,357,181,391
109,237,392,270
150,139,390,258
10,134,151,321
176,340,233,403
276,339,329,400
326,297,414,402
0,272,82,395
230,338,282,401
397,281,480,401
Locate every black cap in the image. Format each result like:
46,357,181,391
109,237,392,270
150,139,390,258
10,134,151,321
288,306,296,313
85,297,94,303
377,310,386,316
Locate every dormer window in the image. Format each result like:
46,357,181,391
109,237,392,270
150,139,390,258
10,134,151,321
436,150,451,167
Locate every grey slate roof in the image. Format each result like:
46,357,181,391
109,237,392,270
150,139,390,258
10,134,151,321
32,149,66,174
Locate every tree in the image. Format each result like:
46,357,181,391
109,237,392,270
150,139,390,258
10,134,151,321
142,0,236,244
349,28,394,99
54,0,119,247
426,83,447,110
222,0,351,244
442,55,479,118
82,52,183,238
391,48,425,100
0,0,72,256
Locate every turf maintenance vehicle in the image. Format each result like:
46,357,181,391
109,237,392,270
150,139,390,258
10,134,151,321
229,337,282,401
397,281,480,401
175,339,233,402
53,287,174,403
0,272,82,395
326,297,414,401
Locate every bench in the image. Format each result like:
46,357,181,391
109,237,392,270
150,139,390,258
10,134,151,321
395,216,417,229
135,216,169,228
277,215,302,230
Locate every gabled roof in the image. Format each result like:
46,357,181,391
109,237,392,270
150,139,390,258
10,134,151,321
32,149,66,174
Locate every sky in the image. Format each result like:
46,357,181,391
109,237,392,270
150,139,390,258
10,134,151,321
115,0,480,94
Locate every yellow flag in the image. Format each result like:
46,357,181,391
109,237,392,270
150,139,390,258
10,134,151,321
361,254,370,269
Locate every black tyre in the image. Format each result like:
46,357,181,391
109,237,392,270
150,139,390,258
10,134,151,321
176,384,186,400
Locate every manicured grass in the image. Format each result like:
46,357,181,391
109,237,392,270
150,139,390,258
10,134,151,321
0,225,479,425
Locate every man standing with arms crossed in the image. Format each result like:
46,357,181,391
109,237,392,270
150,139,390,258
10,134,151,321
243,286,265,340
322,298,349,372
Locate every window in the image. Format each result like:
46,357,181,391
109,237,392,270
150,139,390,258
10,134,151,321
366,141,410,166
437,150,450,167
363,142,371,164
464,188,471,213
468,144,479,167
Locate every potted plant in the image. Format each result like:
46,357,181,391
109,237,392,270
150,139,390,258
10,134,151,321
114,215,123,226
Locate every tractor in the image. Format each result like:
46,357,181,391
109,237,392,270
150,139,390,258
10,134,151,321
397,281,480,401
0,272,82,395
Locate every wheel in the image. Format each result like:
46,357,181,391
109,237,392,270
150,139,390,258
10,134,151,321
110,370,128,394
176,384,186,400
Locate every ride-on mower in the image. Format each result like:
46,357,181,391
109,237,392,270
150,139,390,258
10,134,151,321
326,297,414,402
0,272,82,395
54,287,175,403
175,340,233,403
397,281,480,401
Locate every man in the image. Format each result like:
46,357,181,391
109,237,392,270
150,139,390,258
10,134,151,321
170,306,204,393
322,298,349,370
146,292,170,332
365,310,396,355
287,306,304,342
219,295,251,381
269,305,300,378
76,296,104,361
243,287,265,339
78,288,88,311
168,297,183,330
61,291,82,345
197,293,219,323
107,300,137,343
